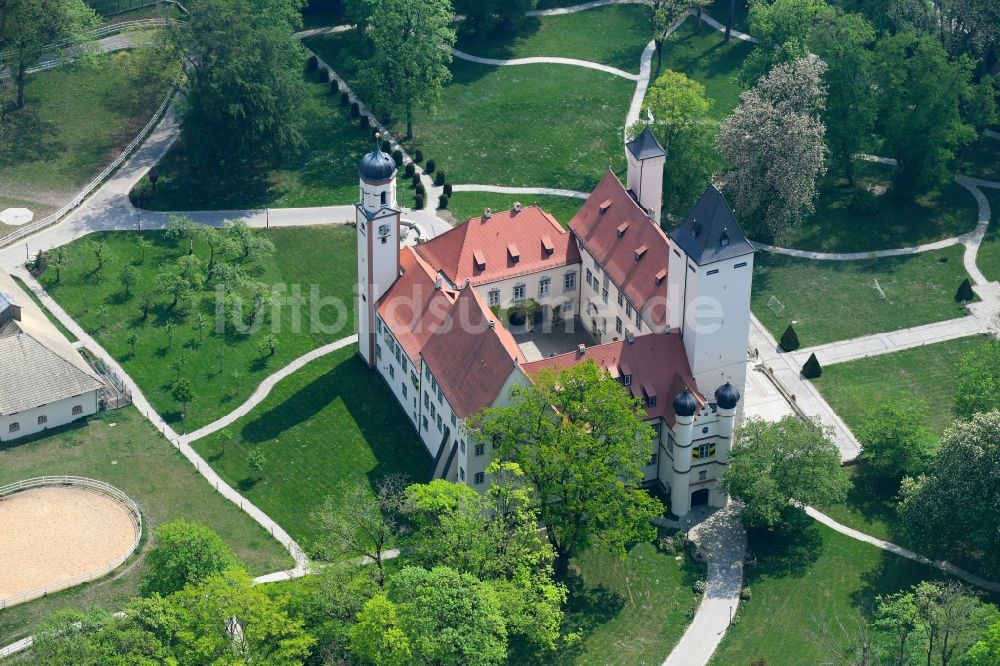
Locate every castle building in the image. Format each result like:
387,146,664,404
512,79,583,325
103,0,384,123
355,128,755,516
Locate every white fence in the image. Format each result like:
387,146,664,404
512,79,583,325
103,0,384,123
0,87,175,250
0,476,143,610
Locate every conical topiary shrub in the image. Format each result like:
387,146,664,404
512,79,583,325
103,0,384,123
802,353,822,379
779,324,800,352
956,278,975,302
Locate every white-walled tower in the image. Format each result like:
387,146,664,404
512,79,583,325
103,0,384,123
670,388,698,517
356,135,401,368
625,127,666,224
666,185,755,400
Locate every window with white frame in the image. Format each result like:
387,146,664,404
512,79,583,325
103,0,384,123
539,277,550,297
488,289,500,306
475,443,485,456
72,405,83,415
459,467,466,481
37,415,47,425
616,317,623,334
474,472,485,485
586,268,593,284
564,272,576,290
513,284,525,300
602,288,608,304
9,422,19,433
617,290,624,307
625,301,633,317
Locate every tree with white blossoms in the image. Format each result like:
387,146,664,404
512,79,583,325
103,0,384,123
716,56,828,240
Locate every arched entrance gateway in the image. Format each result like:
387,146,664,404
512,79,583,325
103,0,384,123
691,488,710,507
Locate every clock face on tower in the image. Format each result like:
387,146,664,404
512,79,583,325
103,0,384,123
378,223,391,238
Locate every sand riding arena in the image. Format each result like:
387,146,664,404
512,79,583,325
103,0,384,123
0,477,142,609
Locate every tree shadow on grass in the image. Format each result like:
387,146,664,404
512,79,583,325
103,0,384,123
745,513,824,581
1,104,63,167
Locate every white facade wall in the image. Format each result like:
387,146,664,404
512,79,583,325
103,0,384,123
374,316,420,431
626,152,666,224
656,405,729,514
356,177,401,368
577,246,657,343
472,264,582,323
0,391,99,443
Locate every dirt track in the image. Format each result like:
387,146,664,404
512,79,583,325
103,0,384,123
0,486,138,600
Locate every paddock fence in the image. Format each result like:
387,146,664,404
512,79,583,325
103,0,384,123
0,476,143,610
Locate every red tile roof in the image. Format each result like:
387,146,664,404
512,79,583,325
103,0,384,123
420,286,525,418
569,171,672,330
521,333,701,426
377,247,458,363
416,206,580,287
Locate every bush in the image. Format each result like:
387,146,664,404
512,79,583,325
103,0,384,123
802,352,822,379
404,162,415,178
956,277,975,302
740,587,752,601
306,54,318,71
317,67,329,83
443,182,453,196
435,169,446,186
381,140,391,153
779,324,800,352
350,101,360,117
329,78,339,94
411,173,420,188
693,580,707,594
425,159,436,174
360,115,370,129
414,149,423,163
415,194,425,209
848,189,879,216
340,91,350,106
416,183,426,196
392,149,403,167
439,194,449,209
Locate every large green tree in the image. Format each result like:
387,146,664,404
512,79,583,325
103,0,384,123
857,402,938,485
965,620,1000,666
141,519,246,597
717,56,829,239
898,411,1000,573
0,0,98,109
723,416,849,528
873,33,977,195
473,361,662,578
739,0,834,86
362,0,456,139
171,0,306,167
387,566,508,665
454,0,539,34
633,70,720,215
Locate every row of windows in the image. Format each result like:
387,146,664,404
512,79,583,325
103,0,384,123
7,406,83,433
586,263,642,330
487,273,576,307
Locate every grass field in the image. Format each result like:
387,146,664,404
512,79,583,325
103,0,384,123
0,407,292,645
446,192,584,227
0,53,165,229
454,4,652,74
190,345,431,551
41,226,358,429
657,19,753,119
558,543,702,665
139,69,372,211
751,244,975,347
815,335,988,435
706,0,751,34
772,162,980,253
711,521,957,665
959,135,1000,181
977,188,1000,282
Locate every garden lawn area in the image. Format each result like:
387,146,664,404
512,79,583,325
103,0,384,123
977,188,1000,283
0,407,292,645
711,521,954,665
706,0,751,35
751,244,975,347
814,335,988,436
446,191,584,228
454,4,652,74
959,135,1000,181
657,19,753,119
138,68,372,211
556,543,702,665
0,52,165,224
773,161,980,253
190,345,431,552
41,226,358,429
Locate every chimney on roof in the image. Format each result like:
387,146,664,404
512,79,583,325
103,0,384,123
464,278,471,288
488,319,496,329
484,207,492,219
577,344,585,357
513,201,521,213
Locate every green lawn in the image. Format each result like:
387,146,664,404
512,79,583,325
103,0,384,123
454,4,652,74
0,407,292,645
751,244,975,347
139,69,373,211
191,345,431,551
959,135,1000,181
657,19,753,119
977,188,1000,282
41,226,358,429
0,53,165,229
815,335,988,435
446,191,584,228
771,162,980,253
711,521,959,665
706,0,751,35
558,543,702,665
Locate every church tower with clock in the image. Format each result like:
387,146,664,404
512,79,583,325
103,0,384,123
356,135,401,368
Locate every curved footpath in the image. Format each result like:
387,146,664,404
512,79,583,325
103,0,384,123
450,47,639,80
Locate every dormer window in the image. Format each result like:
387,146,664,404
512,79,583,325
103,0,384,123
635,245,648,261
691,221,701,239
473,249,486,271
508,243,520,263
541,236,554,255
616,222,629,237
599,199,613,214
624,374,632,386
720,229,730,247
655,268,666,285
